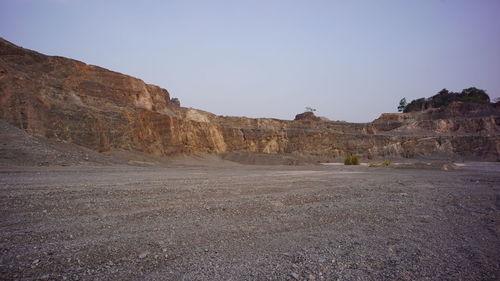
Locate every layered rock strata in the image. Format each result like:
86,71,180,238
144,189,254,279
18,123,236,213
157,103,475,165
1,38,499,161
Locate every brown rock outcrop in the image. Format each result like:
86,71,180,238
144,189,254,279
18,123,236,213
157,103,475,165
1,38,499,161
294,111,321,121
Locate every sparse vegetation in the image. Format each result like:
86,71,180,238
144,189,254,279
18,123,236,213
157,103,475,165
369,160,392,167
344,155,351,165
398,98,407,112
352,154,360,165
459,96,490,104
401,87,491,113
344,153,360,165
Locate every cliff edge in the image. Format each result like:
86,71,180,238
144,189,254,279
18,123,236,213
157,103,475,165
1,38,499,162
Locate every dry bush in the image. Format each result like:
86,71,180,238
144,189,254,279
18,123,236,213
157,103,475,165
344,153,360,165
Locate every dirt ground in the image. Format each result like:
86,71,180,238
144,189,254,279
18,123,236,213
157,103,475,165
0,162,499,281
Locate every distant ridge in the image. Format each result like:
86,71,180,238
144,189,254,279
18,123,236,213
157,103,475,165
1,38,499,162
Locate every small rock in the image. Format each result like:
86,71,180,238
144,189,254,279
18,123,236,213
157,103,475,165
138,253,148,259
441,163,461,171
290,272,300,280
32,259,40,264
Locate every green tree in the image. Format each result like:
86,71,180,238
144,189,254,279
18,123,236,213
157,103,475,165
460,87,490,103
398,98,407,112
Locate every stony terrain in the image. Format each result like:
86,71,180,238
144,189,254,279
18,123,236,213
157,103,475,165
1,37,499,281
0,162,499,281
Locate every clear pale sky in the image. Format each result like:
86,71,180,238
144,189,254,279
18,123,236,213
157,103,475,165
1,0,499,122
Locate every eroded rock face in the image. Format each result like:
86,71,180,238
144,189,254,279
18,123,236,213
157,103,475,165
1,38,499,161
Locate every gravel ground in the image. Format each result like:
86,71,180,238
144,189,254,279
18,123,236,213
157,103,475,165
0,163,499,280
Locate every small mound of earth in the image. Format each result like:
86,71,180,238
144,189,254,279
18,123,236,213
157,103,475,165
441,163,462,171
219,151,315,165
395,161,463,171
0,120,115,166
294,111,321,121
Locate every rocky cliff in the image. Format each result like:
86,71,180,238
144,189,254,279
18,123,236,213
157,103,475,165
1,38,499,162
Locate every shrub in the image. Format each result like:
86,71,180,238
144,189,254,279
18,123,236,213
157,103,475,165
382,160,392,166
344,153,360,165
351,154,360,165
344,154,352,165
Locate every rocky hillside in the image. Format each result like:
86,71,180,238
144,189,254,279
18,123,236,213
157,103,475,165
1,38,499,162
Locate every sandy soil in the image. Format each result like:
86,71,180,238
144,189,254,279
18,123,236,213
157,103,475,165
0,162,499,281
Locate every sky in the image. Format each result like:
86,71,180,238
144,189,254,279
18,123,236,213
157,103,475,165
1,0,499,122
